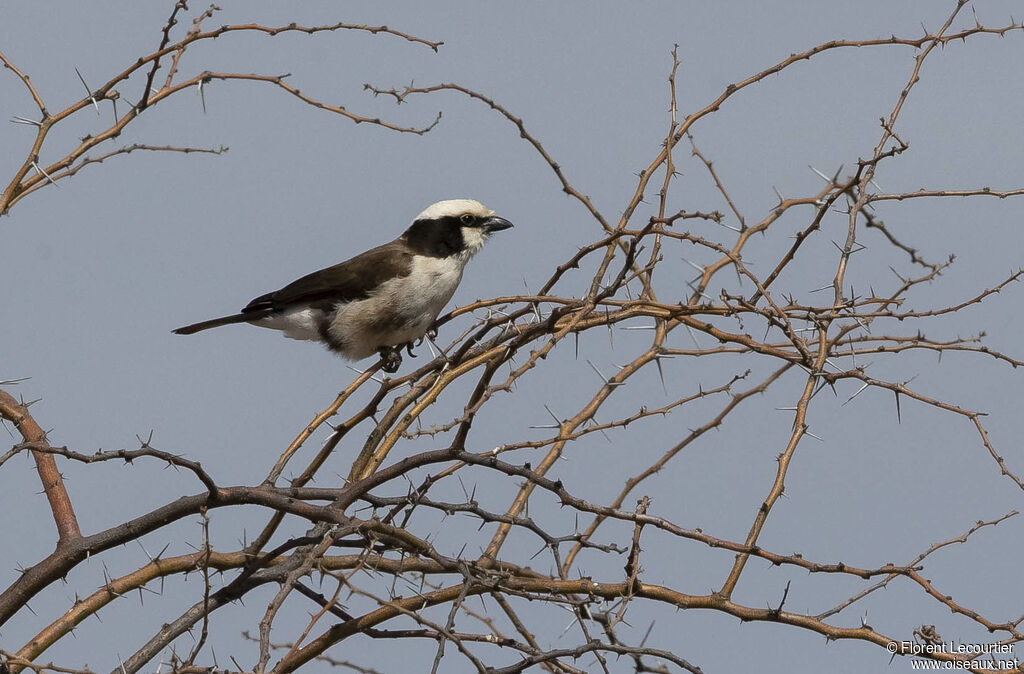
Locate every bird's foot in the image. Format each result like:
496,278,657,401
403,326,440,359
392,334,451,370
377,346,403,373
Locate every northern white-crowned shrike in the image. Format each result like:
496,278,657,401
173,199,513,372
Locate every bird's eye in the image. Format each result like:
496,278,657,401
460,214,476,226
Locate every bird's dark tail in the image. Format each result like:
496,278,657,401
172,313,251,335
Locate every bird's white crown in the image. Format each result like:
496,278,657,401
414,199,494,221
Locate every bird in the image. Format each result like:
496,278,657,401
173,199,513,372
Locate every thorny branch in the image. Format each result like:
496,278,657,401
3,2,1024,673
0,4,442,215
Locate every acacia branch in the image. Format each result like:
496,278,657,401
0,391,80,542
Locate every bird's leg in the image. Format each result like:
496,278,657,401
377,346,403,373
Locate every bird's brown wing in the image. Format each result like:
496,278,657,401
241,240,412,315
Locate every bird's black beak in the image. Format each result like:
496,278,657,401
482,216,514,233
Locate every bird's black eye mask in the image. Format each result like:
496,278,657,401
405,216,467,257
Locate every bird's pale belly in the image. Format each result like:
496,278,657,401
253,299,441,360
325,297,438,359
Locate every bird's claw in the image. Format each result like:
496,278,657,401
378,346,403,373
389,328,446,369
404,328,436,358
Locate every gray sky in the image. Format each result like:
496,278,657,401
2,2,1023,672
